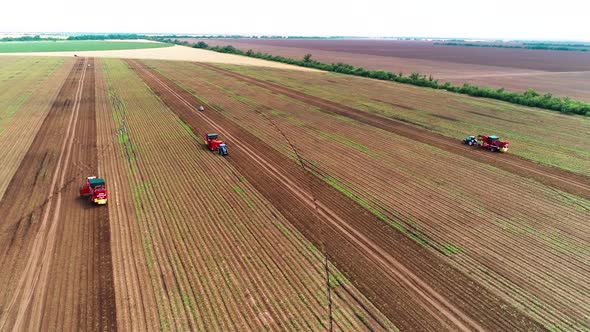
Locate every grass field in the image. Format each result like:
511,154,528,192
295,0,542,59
0,40,172,53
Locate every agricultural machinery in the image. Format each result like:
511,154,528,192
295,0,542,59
463,135,509,152
463,135,478,146
80,176,108,205
204,133,228,156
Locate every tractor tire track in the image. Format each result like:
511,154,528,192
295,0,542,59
130,59,546,331
196,63,590,200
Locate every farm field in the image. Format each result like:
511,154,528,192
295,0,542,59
98,58,392,331
0,40,172,53
140,59,590,331
203,63,590,177
1,55,589,331
0,58,115,330
0,57,75,200
135,62,588,329
1,44,317,71
183,38,590,102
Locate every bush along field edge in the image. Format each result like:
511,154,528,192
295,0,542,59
166,39,590,116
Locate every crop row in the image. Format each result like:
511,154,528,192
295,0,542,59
99,59,393,331
148,59,590,331
215,63,590,176
0,57,74,199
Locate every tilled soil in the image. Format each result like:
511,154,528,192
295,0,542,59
196,63,590,200
185,39,590,101
0,58,116,331
129,59,546,331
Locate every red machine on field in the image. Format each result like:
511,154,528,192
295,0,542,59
478,135,509,152
80,176,108,205
204,133,228,156
463,135,509,152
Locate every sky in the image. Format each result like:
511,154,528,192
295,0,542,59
1,0,588,41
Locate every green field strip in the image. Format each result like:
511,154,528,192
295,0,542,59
0,40,172,53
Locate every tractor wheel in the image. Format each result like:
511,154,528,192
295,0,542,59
491,147,498,152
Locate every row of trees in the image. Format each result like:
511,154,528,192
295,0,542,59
435,42,588,52
160,39,590,116
0,35,60,42
67,34,145,40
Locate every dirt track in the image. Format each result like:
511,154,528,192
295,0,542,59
129,59,545,331
196,63,590,200
0,58,116,330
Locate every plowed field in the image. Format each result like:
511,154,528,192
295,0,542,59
139,59,590,331
183,38,590,102
1,56,588,331
0,58,116,330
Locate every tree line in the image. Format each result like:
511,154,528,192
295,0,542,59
434,42,588,52
179,41,590,116
0,35,61,42
67,34,145,40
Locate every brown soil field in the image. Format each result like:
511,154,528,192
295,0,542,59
2,54,589,331
130,59,550,331
143,58,590,331
0,58,116,330
197,63,590,199
0,57,75,200
95,58,394,330
209,63,590,177
182,39,590,101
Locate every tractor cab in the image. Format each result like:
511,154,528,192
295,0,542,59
218,143,228,156
463,135,478,146
89,177,105,188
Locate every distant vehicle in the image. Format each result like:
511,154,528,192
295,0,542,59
74,54,78,57
80,176,108,204
197,106,205,112
463,134,509,152
204,133,228,156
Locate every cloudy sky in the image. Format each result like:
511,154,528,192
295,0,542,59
1,0,588,40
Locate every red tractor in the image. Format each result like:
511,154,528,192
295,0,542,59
204,133,228,156
80,176,108,205
477,135,509,152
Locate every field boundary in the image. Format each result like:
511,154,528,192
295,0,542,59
165,39,590,115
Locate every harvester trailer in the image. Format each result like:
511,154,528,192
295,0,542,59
204,133,228,156
463,134,509,152
80,176,108,205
